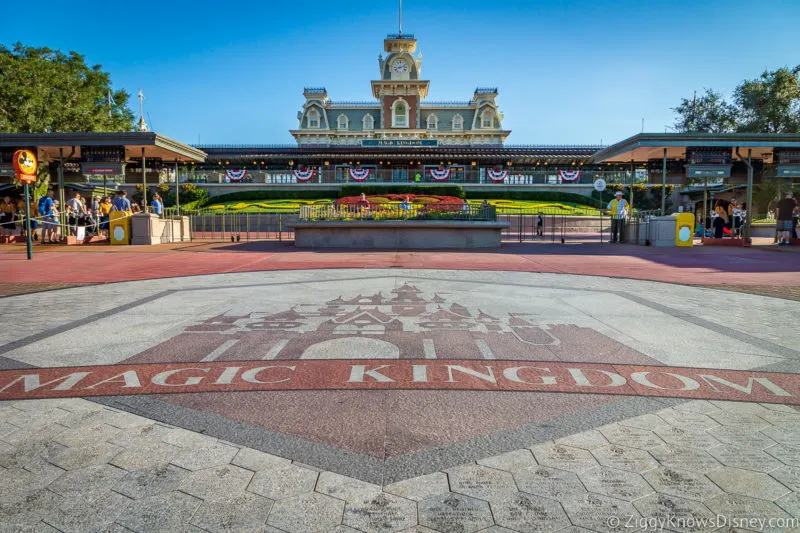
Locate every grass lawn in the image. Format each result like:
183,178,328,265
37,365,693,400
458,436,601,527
199,198,602,215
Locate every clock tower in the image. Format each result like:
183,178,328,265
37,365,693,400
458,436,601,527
374,34,429,129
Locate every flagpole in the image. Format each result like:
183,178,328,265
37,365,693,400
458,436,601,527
399,0,402,34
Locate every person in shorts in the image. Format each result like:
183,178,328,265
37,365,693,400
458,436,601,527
0,196,15,238
776,190,797,246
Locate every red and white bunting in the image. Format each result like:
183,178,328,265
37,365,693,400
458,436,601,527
348,167,371,182
487,169,508,183
224,169,247,182
429,167,451,181
293,168,315,182
558,170,581,182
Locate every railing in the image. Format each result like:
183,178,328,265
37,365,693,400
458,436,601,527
187,212,296,241
176,169,636,185
299,203,497,222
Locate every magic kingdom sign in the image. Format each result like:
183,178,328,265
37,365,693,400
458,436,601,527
362,139,438,147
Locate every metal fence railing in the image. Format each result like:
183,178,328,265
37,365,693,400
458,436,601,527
187,212,296,241
497,210,610,243
298,203,497,222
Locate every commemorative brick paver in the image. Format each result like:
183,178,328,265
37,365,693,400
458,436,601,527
418,493,493,533
632,493,715,533
530,442,599,473
0,397,799,532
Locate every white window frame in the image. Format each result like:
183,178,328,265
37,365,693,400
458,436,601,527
337,114,349,131
481,110,494,129
307,109,320,129
427,114,438,130
363,114,375,131
452,114,464,131
392,99,409,128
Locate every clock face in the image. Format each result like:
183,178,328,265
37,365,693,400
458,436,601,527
391,59,408,75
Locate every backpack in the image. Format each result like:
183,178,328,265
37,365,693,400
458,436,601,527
38,196,50,216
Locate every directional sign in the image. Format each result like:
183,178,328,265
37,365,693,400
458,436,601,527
13,149,38,184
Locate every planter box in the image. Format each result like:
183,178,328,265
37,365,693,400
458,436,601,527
131,214,191,245
294,220,510,249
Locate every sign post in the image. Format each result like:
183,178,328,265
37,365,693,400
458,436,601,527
13,150,38,260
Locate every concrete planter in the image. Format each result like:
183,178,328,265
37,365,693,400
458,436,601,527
294,220,510,249
131,214,191,245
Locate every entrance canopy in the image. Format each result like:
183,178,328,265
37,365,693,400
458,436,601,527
0,132,206,163
591,133,800,163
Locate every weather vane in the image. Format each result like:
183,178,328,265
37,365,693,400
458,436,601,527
137,88,148,132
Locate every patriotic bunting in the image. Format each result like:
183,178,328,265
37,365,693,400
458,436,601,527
224,169,247,182
348,167,371,181
428,166,451,181
293,168,315,182
487,169,508,183
558,170,581,182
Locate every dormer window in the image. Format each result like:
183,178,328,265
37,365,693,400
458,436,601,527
481,110,494,129
307,109,320,129
392,99,408,128
337,114,349,131
452,114,464,131
363,114,375,131
427,114,438,130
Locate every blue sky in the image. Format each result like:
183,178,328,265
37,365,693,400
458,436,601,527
4,0,799,146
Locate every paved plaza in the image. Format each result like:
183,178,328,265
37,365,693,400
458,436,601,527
0,263,799,532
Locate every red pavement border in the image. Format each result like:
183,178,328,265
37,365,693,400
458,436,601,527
2,241,800,288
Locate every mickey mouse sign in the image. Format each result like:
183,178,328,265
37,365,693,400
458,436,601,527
13,150,38,184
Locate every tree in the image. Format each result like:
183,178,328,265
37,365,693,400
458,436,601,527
0,42,134,133
734,66,800,133
672,89,738,133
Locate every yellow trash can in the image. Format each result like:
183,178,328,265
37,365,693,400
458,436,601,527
109,211,131,245
674,212,695,247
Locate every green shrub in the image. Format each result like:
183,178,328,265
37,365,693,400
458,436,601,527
465,190,602,207
209,189,337,203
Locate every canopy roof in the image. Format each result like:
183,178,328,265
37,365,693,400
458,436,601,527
0,132,206,163
591,133,800,163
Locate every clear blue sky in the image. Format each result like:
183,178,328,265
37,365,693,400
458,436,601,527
4,0,799,146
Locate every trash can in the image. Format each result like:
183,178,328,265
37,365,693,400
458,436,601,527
674,212,695,247
109,211,131,245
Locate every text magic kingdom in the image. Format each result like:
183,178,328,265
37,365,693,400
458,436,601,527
0,360,796,404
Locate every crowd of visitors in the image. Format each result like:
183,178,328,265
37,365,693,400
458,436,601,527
0,189,164,243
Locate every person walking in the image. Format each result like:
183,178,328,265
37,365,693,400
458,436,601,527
776,191,797,245
38,190,57,244
713,200,727,239
151,194,164,217
606,191,629,243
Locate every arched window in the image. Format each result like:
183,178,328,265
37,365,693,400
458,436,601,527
392,99,408,128
363,114,375,131
337,114,349,130
307,109,320,129
427,114,438,130
481,110,494,129
452,114,464,131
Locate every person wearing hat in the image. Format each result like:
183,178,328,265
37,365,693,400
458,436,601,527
606,190,629,243
776,190,796,246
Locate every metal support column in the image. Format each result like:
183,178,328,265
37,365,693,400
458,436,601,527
745,149,754,242
174,161,180,216
661,148,667,215
58,148,66,231
24,182,32,260
141,148,147,211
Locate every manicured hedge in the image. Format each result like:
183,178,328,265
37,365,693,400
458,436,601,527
464,190,602,207
340,185,466,198
208,189,338,203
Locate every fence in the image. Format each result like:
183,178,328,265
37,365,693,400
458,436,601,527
187,211,296,241
178,168,646,186
498,209,610,243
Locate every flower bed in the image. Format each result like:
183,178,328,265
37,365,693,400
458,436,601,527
335,194,464,206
